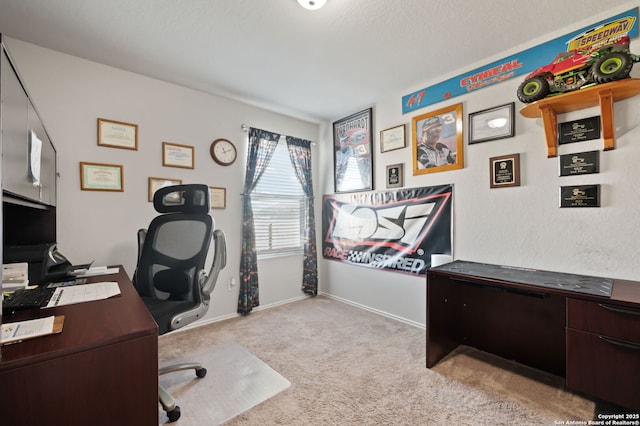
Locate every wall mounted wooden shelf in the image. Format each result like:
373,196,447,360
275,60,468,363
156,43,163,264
519,78,640,157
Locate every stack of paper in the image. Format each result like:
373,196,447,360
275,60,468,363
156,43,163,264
2,263,29,293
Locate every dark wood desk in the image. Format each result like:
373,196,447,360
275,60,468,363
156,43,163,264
0,267,159,425
427,260,640,412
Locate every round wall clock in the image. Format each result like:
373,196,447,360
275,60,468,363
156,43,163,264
210,138,237,166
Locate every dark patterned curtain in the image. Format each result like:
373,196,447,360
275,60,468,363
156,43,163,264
286,136,318,295
238,127,280,315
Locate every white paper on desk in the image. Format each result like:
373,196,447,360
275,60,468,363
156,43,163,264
1,316,54,344
47,282,120,307
72,266,119,277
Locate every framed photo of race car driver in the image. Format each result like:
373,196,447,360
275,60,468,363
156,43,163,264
412,103,464,176
333,108,374,193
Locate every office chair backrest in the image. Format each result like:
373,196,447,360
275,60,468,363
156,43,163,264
134,184,213,303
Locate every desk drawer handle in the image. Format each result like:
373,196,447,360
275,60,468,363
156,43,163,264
597,303,640,316
506,288,549,299
448,278,548,298
450,278,502,291
599,335,640,350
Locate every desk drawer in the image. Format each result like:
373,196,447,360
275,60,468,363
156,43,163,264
566,328,640,411
567,298,640,342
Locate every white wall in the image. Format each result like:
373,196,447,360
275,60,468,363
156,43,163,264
6,2,640,329
4,37,319,323
318,4,640,327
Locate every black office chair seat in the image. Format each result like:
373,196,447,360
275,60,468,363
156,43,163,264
133,184,226,422
142,298,198,335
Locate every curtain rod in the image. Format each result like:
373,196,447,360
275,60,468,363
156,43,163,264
240,124,316,145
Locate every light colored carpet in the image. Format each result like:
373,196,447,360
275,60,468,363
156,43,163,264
431,345,595,421
158,295,599,425
158,341,290,424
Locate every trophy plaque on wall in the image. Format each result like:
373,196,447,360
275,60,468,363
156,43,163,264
558,116,601,145
489,153,520,188
559,150,599,176
559,184,600,208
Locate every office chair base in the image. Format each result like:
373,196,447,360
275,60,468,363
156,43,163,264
159,362,207,377
167,407,180,423
159,384,181,422
158,362,207,422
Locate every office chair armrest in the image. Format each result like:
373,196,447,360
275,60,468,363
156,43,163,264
200,229,227,297
172,230,225,329
137,229,147,261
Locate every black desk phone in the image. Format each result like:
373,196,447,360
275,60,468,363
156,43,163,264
4,243,72,284
45,243,72,277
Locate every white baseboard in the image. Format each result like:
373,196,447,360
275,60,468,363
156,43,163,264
172,292,425,333
318,292,426,330
179,294,311,331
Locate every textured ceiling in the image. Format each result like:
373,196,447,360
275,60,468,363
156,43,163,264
0,0,634,122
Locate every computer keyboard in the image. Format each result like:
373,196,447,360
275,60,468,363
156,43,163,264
2,287,55,311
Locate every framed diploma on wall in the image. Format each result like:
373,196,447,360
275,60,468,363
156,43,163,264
97,118,138,150
380,124,406,153
163,142,195,169
148,177,182,201
80,162,124,191
209,186,226,209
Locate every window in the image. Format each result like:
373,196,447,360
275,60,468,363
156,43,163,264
252,137,305,257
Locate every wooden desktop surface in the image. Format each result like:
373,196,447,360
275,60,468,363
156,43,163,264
0,266,159,425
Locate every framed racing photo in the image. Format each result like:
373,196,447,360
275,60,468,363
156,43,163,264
412,103,464,176
333,108,374,193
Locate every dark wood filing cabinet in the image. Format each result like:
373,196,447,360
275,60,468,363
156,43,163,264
566,298,640,411
427,260,640,412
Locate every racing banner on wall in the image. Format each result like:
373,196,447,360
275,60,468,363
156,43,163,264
322,185,453,276
402,7,639,114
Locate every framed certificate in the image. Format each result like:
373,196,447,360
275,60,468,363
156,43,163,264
380,124,406,153
209,186,226,209
163,142,195,169
98,118,138,150
80,162,124,191
148,177,182,202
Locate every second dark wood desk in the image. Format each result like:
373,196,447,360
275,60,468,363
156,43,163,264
427,260,640,412
0,267,159,425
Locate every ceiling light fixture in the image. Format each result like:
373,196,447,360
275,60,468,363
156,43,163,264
297,0,327,10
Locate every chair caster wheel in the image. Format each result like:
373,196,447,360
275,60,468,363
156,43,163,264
167,405,181,422
196,367,207,378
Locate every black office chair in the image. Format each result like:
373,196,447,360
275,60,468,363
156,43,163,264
133,184,227,422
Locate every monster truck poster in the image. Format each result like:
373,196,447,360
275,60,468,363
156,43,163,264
322,185,452,276
402,7,639,113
